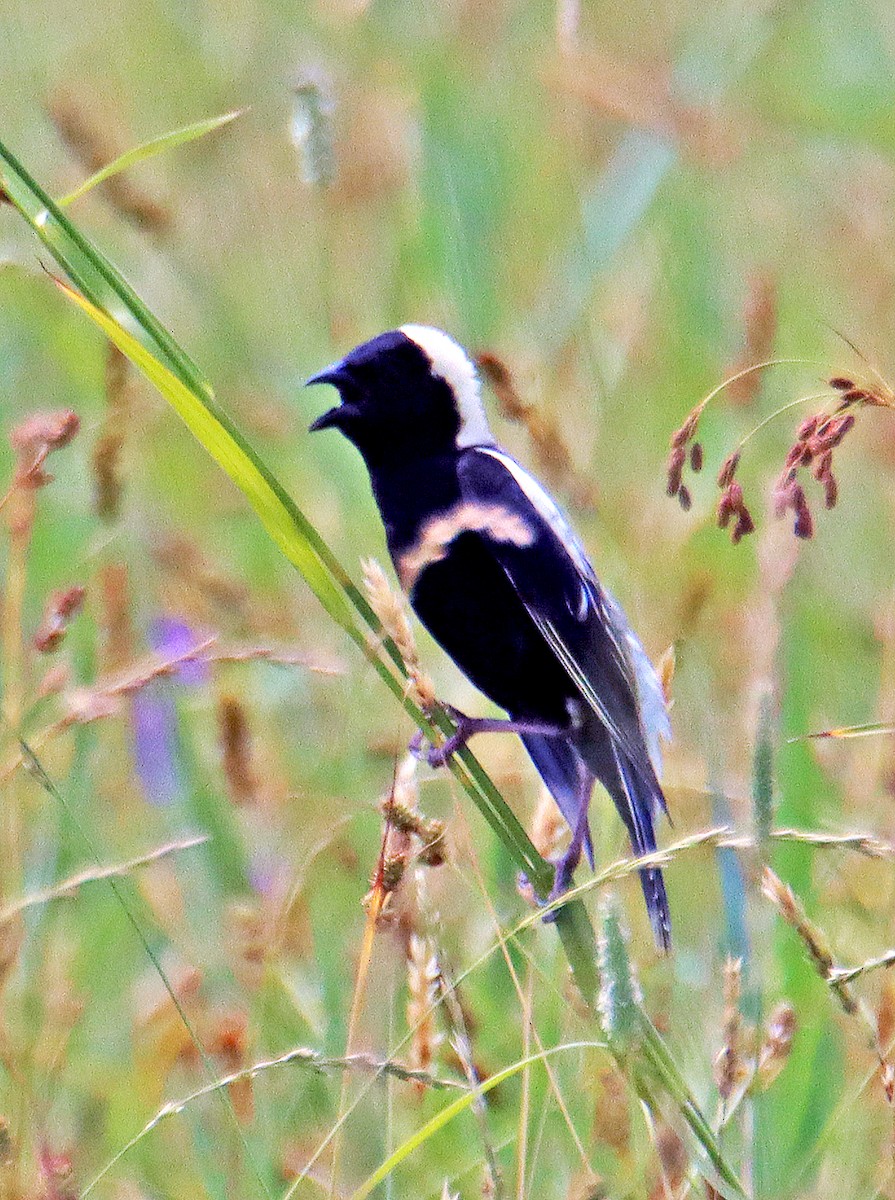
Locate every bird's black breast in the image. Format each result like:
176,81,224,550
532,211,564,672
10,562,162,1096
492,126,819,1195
408,531,574,724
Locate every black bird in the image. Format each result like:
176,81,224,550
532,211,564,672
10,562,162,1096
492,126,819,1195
308,326,672,949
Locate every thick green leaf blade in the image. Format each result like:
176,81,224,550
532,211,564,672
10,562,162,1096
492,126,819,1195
53,277,357,630
0,137,213,399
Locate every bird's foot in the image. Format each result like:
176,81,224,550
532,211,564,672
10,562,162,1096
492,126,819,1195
411,707,568,769
541,859,577,923
411,707,476,768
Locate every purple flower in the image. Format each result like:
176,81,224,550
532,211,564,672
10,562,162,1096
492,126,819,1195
131,616,207,806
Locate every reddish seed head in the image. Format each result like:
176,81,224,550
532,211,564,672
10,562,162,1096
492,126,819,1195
10,409,80,454
732,508,755,543
689,441,703,472
717,481,745,529
823,413,855,448
840,388,870,405
796,415,819,441
823,472,838,509
666,446,686,497
33,585,86,653
678,484,692,511
793,486,814,539
717,450,741,488
829,377,854,391
670,410,700,450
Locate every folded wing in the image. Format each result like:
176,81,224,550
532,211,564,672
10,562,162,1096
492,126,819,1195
458,446,671,948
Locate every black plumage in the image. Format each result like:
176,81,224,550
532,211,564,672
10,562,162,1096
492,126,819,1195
308,325,672,949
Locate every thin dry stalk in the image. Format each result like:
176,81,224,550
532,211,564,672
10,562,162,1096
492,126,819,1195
726,273,778,407
450,786,597,1179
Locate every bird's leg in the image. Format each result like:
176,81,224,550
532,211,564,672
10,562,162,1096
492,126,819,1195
544,777,592,919
412,704,567,769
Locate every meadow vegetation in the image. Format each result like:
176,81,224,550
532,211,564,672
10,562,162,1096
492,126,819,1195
2,1,895,1196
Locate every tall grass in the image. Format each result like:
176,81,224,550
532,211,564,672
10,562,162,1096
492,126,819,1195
1,1,895,1196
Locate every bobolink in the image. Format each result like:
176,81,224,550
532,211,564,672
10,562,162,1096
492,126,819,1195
309,326,672,949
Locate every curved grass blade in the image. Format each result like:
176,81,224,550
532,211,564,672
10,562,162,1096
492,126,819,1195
345,1043,600,1200
52,278,358,630
0,133,445,676
59,110,244,207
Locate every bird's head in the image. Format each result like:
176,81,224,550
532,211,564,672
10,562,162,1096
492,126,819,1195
307,325,495,463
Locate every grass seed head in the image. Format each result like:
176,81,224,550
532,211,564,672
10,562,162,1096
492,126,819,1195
362,557,436,711
756,1001,797,1088
34,585,86,653
217,694,258,806
406,933,442,1082
10,409,80,489
714,957,746,1101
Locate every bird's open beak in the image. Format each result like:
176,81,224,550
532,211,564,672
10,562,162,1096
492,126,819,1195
305,365,343,388
306,364,347,432
307,405,343,433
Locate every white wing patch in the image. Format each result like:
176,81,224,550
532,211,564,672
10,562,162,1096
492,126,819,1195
400,324,495,449
477,449,594,581
396,500,534,591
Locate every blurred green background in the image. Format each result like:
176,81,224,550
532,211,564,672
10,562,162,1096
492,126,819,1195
2,0,895,1196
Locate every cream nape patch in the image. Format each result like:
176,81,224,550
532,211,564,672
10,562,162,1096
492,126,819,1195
400,324,495,449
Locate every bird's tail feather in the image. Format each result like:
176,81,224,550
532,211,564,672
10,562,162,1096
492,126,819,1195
520,732,594,867
612,750,671,952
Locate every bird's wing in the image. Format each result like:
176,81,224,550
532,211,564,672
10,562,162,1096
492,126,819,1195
457,447,669,794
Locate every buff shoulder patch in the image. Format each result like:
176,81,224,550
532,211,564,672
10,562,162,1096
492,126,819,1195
397,502,535,591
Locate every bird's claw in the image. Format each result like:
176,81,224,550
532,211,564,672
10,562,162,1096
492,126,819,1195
425,732,463,768
408,729,426,760
409,707,468,768
516,867,574,924
409,730,462,768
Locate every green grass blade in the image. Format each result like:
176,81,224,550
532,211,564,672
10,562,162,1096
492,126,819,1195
58,110,243,207
53,278,357,627
635,1011,749,1199
0,137,213,399
345,1043,600,1200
